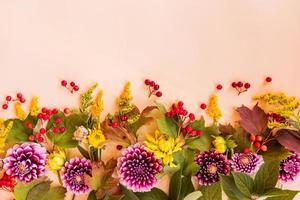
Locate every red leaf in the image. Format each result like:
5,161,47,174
236,104,268,134
275,129,300,154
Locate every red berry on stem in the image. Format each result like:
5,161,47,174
37,113,43,119
189,113,195,121
111,122,118,128
196,130,203,136
231,82,237,88
144,79,150,85
42,107,47,113
28,135,35,141
243,147,250,154
266,76,272,82
25,122,33,129
156,91,162,97
216,84,223,90
177,101,184,107
149,81,155,87
16,93,23,99
64,108,70,114
254,142,261,149
2,104,8,110
260,145,267,152
53,127,60,133
42,114,49,121
52,108,59,114
116,145,123,150
244,83,251,89
249,134,256,142
237,82,243,88
200,103,207,110
73,85,79,91
39,128,46,134
153,84,160,90
38,137,44,143
255,135,263,142
186,126,193,133
70,81,76,87
61,80,67,86
6,96,12,101
20,98,26,103
59,127,65,133
55,117,62,125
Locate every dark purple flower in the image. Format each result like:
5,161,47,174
231,153,263,174
195,150,230,185
3,143,47,183
279,153,300,182
62,158,92,194
117,144,162,192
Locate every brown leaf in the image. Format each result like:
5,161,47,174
275,129,300,154
219,123,235,135
236,104,268,134
140,106,158,116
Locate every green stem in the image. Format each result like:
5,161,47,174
98,148,102,161
57,170,63,185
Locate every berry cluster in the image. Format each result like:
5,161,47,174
2,93,26,110
52,117,65,134
37,107,59,121
267,113,285,123
231,81,251,95
248,134,267,152
0,173,16,191
28,126,47,143
61,80,79,93
165,101,202,137
144,79,162,97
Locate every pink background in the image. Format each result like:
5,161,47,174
0,1,299,199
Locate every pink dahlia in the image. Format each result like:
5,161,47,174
279,153,300,182
231,153,263,174
117,144,162,192
62,158,92,194
3,143,47,183
195,150,230,185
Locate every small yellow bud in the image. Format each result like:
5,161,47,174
48,150,66,171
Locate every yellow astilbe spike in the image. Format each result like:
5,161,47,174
207,95,222,121
15,102,26,120
29,96,39,116
90,90,104,119
80,83,98,111
118,82,132,106
0,120,13,153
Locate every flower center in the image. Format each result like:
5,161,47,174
240,156,250,165
283,161,295,173
136,166,145,174
208,164,217,174
75,175,82,183
17,163,26,173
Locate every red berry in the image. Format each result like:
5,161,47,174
120,115,128,121
149,81,155,87
61,80,67,86
196,130,203,136
190,130,198,136
155,91,162,97
42,114,49,121
39,128,46,134
5,96,12,101
52,108,59,114
185,126,193,133
153,84,160,90
28,135,35,141
260,145,268,152
70,81,76,87
55,117,62,125
16,93,23,99
177,101,184,107
237,81,243,87
25,122,33,129
2,104,8,110
42,107,47,113
53,127,60,133
64,108,70,114
59,127,65,133
243,147,250,154
20,98,26,103
266,77,272,82
37,137,44,143
37,113,43,119
189,113,195,121
111,122,118,128
182,109,188,116
249,134,256,142
255,135,263,142
73,85,79,91
216,84,223,90
231,82,237,88
200,103,207,110
144,79,150,85
244,83,251,89
116,145,123,150
254,142,261,149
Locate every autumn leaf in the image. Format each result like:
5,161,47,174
274,129,300,154
236,104,268,135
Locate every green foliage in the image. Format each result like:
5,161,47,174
183,191,202,200
199,182,222,200
156,117,178,138
168,169,194,200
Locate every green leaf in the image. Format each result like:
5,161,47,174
265,189,299,200
156,103,167,114
136,188,168,200
156,117,178,138
14,178,47,200
199,182,222,200
190,118,205,130
254,161,280,195
77,145,90,159
26,181,51,200
183,191,202,200
120,185,139,200
261,140,290,162
173,148,199,176
41,186,66,200
232,172,254,198
185,132,213,152
262,188,290,198
220,175,249,200
231,127,251,152
168,169,194,200
128,116,153,135
88,190,97,200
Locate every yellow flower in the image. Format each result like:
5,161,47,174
15,102,26,120
212,136,227,153
29,96,39,116
90,90,104,119
85,129,106,149
144,130,184,167
80,83,98,111
207,95,222,121
48,149,66,171
0,120,13,153
118,82,132,106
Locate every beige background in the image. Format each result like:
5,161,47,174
0,0,300,199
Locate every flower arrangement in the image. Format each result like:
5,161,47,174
0,77,299,200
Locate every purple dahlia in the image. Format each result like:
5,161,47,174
62,158,92,194
195,150,230,185
231,153,263,174
117,144,162,192
279,153,300,182
3,143,47,183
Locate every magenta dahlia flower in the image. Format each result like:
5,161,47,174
117,144,162,192
279,153,300,182
62,158,92,194
3,143,47,183
195,150,230,185
231,153,263,174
